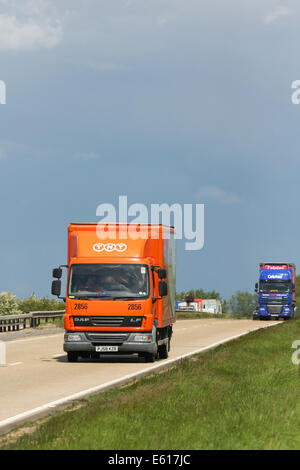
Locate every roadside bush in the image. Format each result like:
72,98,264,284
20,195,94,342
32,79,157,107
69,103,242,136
17,294,65,313
0,292,22,316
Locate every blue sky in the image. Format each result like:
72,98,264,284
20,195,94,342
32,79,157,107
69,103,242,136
0,0,300,300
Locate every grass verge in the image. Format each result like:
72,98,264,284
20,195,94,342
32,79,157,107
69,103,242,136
175,311,246,320
1,319,300,450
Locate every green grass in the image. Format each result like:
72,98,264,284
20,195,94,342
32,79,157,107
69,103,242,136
2,319,300,450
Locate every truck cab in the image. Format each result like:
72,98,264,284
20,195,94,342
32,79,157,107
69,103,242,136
254,262,296,320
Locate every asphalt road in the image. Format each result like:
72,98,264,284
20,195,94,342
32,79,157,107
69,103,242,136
0,318,279,433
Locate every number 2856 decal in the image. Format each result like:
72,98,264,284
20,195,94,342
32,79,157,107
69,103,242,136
128,304,142,310
74,303,88,310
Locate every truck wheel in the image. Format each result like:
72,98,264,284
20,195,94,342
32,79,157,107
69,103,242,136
67,352,78,362
143,352,156,363
158,343,168,360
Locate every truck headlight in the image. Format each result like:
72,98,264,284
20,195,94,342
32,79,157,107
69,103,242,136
132,334,152,342
65,333,83,342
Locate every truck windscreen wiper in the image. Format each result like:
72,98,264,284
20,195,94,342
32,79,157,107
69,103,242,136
111,296,147,300
72,295,113,300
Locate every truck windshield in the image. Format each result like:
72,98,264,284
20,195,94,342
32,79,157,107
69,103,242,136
68,264,150,299
259,281,291,293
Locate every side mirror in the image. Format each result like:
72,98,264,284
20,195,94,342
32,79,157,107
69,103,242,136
158,268,167,279
53,268,62,279
52,280,61,297
159,280,168,297
255,283,258,293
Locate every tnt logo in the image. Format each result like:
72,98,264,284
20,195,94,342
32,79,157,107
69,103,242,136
0,81,6,104
93,243,127,253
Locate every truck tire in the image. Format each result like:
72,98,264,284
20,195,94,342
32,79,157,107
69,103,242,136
67,352,78,362
143,352,156,363
158,343,168,359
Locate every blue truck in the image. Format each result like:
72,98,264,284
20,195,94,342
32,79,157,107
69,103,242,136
254,262,296,320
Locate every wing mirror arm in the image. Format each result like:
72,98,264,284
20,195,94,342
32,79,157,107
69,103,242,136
51,265,69,301
151,266,167,279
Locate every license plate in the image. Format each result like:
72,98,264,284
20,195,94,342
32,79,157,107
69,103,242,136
95,346,118,352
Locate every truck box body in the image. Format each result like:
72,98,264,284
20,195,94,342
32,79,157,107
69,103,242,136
56,224,176,361
255,262,296,319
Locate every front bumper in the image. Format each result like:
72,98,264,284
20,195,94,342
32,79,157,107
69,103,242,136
63,331,158,355
256,306,292,319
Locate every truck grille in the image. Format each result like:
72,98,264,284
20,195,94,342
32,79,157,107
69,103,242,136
86,333,129,344
73,316,143,327
267,305,283,314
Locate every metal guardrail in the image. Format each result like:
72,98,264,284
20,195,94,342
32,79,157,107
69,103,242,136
0,310,65,333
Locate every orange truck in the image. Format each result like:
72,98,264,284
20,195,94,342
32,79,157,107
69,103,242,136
51,224,176,362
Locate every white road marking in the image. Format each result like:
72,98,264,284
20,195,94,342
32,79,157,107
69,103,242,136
5,334,62,345
0,341,6,367
0,321,280,430
9,362,23,367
